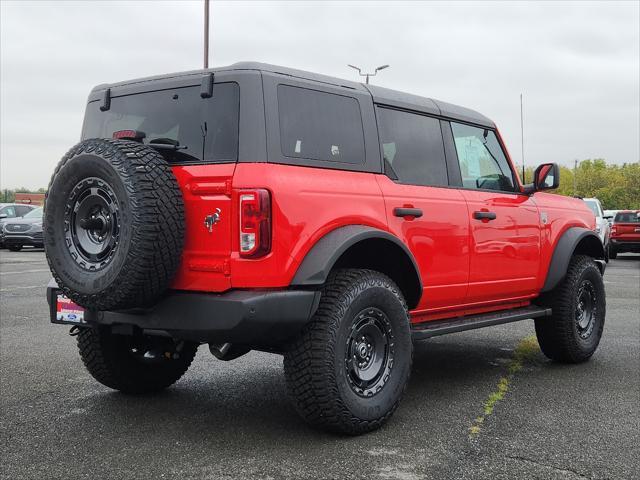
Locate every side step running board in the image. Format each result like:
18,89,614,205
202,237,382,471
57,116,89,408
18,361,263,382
411,305,552,340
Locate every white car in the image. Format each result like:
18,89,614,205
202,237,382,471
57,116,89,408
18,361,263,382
584,198,611,260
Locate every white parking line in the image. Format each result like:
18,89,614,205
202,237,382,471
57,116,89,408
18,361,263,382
0,285,44,292
0,269,51,276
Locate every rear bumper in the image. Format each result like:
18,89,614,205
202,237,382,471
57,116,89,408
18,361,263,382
47,280,321,348
611,239,640,252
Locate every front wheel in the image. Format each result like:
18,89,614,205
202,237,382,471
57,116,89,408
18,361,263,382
8,245,22,252
77,327,198,393
284,269,413,435
535,255,605,363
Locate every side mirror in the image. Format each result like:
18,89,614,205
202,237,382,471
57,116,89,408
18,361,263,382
523,163,560,194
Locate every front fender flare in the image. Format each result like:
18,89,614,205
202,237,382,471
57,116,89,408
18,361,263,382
542,227,604,292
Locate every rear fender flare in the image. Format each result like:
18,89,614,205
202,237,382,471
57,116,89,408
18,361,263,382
291,225,422,307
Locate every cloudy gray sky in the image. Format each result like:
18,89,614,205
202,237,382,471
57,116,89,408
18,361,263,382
1,0,638,189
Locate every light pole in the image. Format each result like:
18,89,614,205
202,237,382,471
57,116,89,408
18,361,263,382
347,64,389,84
204,0,210,68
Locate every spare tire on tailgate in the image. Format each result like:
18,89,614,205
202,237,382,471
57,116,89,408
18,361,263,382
44,138,184,311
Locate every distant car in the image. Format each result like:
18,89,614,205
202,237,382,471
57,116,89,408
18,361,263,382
2,207,44,251
0,203,37,247
603,209,619,226
584,198,611,261
609,210,640,259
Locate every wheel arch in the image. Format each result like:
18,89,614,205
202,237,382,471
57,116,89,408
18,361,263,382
291,225,423,309
542,227,605,293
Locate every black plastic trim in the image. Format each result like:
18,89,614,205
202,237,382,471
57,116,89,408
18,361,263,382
542,227,605,292
411,306,551,340
200,73,214,98
291,225,422,294
47,279,321,348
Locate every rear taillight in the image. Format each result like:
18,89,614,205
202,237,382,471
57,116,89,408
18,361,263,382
239,189,271,258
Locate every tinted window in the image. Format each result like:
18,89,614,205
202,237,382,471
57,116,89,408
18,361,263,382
278,85,365,164
614,212,640,223
377,107,448,186
16,206,32,216
83,83,239,163
450,122,515,192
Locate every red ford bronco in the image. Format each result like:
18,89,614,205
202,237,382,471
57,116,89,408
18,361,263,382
45,63,606,434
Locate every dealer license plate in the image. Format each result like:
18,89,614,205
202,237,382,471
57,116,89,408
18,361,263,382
55,294,85,324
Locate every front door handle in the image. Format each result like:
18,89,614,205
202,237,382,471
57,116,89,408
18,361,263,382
473,211,497,221
394,207,423,218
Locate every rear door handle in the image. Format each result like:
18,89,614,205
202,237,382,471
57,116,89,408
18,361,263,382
394,207,423,218
473,211,497,221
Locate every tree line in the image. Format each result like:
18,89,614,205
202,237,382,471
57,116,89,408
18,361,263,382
523,159,639,210
2,159,638,209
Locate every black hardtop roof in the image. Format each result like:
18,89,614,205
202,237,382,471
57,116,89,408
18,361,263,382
91,61,494,128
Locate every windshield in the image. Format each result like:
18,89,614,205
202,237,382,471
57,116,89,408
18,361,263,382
584,200,600,217
614,212,640,223
24,207,43,218
83,83,239,164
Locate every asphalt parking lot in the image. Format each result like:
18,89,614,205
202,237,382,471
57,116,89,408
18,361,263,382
1,249,638,480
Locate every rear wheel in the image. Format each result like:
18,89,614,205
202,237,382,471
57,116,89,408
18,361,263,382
284,269,412,435
609,246,618,259
77,327,197,393
535,255,605,363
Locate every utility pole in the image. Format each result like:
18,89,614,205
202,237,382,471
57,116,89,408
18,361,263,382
204,0,210,69
520,93,525,182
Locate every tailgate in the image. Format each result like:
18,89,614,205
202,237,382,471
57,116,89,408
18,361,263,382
170,164,236,292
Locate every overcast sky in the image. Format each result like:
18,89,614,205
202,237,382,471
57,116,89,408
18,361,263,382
1,0,638,189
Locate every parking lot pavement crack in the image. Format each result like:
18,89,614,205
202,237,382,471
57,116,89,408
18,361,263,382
506,454,595,479
468,334,540,439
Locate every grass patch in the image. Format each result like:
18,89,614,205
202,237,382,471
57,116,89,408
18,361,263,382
469,334,540,437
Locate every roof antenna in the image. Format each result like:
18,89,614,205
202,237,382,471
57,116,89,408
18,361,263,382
520,93,525,182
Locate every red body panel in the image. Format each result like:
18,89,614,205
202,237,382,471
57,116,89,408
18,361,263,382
376,176,470,312
169,161,596,325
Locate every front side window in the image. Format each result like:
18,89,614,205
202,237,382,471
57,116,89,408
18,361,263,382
83,83,239,164
376,107,448,186
450,122,515,192
278,85,365,164
0,206,16,217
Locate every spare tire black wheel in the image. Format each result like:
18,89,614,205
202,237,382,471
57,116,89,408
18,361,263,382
44,138,185,311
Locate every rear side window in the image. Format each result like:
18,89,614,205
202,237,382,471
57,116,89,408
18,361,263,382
450,122,515,192
277,85,365,164
614,212,640,223
83,82,239,164
376,107,448,187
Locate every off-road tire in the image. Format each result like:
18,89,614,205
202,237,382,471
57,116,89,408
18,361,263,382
44,139,184,311
609,246,618,259
283,269,413,435
77,326,197,394
535,255,605,363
